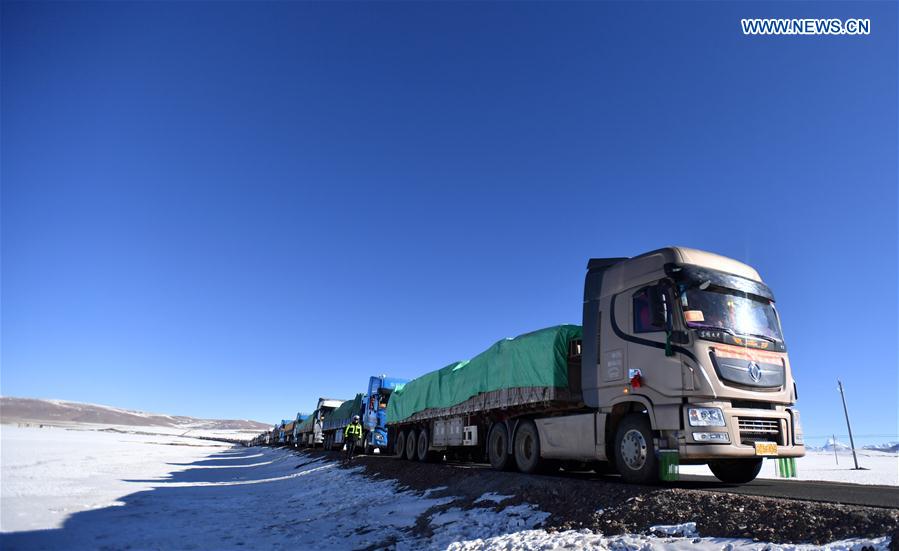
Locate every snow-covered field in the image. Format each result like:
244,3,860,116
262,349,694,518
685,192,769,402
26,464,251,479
1,424,228,532
0,425,892,550
680,450,899,486
8,420,260,441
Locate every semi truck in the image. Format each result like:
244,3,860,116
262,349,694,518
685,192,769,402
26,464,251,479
289,412,308,447
320,376,410,454
269,423,281,445
278,420,291,444
387,247,804,484
361,375,409,454
283,420,296,446
296,397,344,447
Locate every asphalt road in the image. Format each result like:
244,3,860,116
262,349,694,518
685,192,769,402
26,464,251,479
443,459,899,509
299,448,899,509
671,474,899,508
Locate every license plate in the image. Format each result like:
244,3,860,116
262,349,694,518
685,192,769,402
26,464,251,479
754,442,778,456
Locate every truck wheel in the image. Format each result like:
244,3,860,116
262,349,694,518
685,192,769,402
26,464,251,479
417,429,432,462
614,414,659,484
405,429,418,461
708,458,763,484
487,423,512,471
394,431,406,459
323,434,330,451
514,420,543,474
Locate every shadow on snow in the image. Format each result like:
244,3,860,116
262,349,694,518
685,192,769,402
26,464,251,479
1,447,316,550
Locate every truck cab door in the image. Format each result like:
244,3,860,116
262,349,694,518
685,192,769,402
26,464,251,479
625,285,684,399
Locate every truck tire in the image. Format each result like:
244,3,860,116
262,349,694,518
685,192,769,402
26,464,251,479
614,414,659,484
487,423,512,471
513,420,543,474
417,428,432,462
394,431,406,459
405,429,418,461
708,458,763,484
323,434,330,451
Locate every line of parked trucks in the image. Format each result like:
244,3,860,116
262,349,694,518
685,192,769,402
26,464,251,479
250,247,805,484
250,375,407,455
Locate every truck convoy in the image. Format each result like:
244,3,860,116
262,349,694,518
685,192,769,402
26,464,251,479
314,377,410,453
295,398,344,447
254,247,804,485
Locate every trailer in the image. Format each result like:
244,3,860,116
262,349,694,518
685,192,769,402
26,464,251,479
290,412,309,448
387,247,805,484
294,416,314,447
283,421,296,446
322,394,363,450
296,398,344,447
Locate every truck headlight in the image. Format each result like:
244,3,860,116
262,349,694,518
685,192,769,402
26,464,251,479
688,407,726,427
792,409,803,445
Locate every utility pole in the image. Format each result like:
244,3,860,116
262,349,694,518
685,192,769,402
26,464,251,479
832,434,838,465
837,380,860,470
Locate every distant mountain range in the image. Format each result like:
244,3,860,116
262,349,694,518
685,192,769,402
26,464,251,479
0,396,270,431
807,437,899,453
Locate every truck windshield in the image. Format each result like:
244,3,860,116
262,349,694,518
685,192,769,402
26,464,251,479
679,285,784,343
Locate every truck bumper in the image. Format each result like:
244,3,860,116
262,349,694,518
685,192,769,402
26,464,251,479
679,404,805,460
681,443,805,460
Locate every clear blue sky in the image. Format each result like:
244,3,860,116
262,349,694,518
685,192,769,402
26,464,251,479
2,2,896,445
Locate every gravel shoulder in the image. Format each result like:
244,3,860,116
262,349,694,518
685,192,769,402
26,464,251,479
300,449,899,547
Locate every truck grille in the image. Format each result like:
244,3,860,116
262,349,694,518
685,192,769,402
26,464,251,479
738,417,783,445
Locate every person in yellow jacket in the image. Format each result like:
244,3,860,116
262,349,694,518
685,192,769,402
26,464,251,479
344,415,363,463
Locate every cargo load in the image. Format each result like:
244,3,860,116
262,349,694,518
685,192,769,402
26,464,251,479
323,393,363,432
295,416,314,435
387,324,583,424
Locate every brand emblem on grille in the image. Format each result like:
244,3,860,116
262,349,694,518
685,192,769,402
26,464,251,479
748,361,762,382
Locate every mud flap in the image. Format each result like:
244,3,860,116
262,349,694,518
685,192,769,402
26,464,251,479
776,457,797,478
659,450,679,481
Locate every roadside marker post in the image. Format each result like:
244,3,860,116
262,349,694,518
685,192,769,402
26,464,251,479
837,380,861,470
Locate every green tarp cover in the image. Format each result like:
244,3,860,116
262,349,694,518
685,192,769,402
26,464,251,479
295,415,314,434
324,394,362,430
387,325,582,424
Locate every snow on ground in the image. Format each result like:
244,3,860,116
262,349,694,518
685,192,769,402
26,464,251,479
680,450,898,486
8,420,260,441
1,426,892,550
474,492,515,504
447,530,891,551
1,424,227,532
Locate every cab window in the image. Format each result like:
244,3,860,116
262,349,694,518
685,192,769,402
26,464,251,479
633,287,664,333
